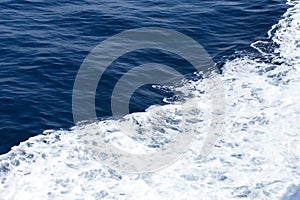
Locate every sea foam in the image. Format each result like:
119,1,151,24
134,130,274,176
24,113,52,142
0,0,300,199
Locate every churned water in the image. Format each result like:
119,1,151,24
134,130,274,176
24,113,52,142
0,0,300,199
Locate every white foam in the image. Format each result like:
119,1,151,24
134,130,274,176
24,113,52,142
1,0,300,199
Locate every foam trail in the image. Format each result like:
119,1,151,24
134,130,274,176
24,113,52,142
1,0,300,199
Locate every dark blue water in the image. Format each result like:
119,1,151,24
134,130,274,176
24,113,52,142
0,0,287,154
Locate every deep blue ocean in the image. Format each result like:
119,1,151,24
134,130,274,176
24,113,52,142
0,0,287,154
1,0,300,199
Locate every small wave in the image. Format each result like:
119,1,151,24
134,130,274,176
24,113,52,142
1,0,300,199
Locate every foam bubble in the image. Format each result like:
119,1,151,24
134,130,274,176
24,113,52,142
1,0,300,199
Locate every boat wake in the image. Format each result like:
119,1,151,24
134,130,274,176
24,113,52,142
0,0,300,199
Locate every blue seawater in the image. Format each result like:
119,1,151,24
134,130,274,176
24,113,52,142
0,0,287,154
1,0,300,199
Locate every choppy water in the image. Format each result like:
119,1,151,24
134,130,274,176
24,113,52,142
0,0,287,154
1,0,300,199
